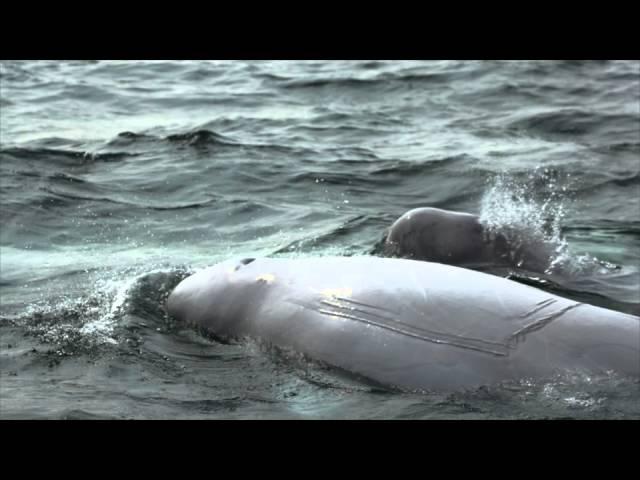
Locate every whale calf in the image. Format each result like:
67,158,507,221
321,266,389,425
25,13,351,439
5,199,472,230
383,207,556,273
167,256,639,392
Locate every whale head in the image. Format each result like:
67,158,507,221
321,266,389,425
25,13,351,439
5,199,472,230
167,257,257,331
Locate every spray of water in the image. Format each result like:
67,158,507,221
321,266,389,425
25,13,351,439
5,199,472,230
14,265,189,356
479,168,624,276
479,168,571,274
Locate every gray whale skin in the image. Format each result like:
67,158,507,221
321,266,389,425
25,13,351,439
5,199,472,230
167,256,640,391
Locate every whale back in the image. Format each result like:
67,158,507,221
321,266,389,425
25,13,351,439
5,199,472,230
168,256,640,391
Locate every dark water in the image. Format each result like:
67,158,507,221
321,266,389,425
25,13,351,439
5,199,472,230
1,60,639,419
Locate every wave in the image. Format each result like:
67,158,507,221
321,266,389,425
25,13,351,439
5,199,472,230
42,187,220,211
593,141,640,154
508,109,637,139
0,147,133,165
281,77,381,89
165,129,235,147
370,154,476,177
0,129,238,167
279,70,454,90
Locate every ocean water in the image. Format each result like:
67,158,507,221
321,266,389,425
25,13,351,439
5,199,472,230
1,60,639,419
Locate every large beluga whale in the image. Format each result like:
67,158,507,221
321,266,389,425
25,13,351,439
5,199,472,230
383,207,557,274
167,256,640,392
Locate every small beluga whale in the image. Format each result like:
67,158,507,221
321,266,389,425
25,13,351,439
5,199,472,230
382,207,558,274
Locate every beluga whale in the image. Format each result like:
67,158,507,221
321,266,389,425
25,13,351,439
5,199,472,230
167,256,640,392
382,207,558,274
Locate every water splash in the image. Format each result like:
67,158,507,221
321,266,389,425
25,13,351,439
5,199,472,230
77,275,139,343
479,168,622,276
13,267,189,355
479,168,570,274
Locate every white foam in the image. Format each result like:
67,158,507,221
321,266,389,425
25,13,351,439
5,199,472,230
78,275,139,344
479,169,571,274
